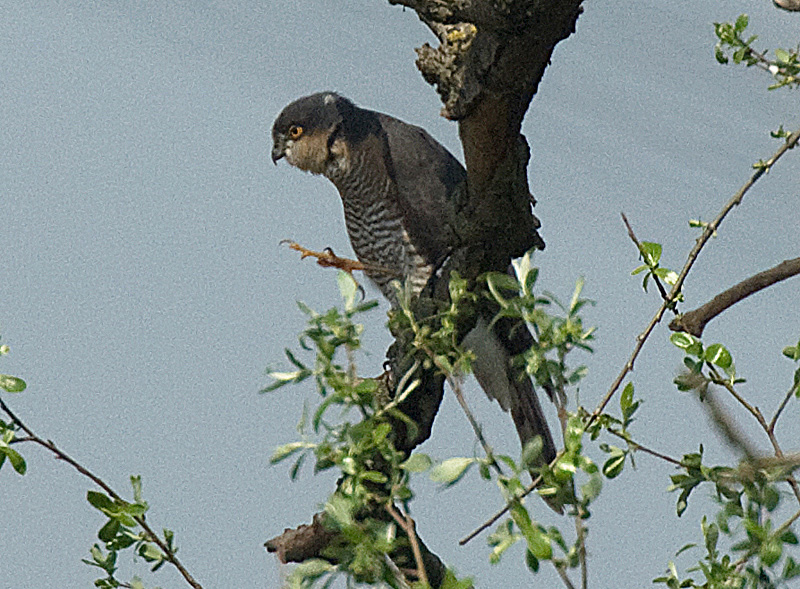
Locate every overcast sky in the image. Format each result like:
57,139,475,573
1,1,799,588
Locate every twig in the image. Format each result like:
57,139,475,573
555,563,577,589
669,257,800,337
386,503,429,587
768,381,799,434
587,125,800,428
621,212,671,306
0,396,203,589
697,377,763,461
574,514,587,589
459,465,549,545
705,367,800,505
606,427,683,467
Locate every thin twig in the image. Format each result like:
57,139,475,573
705,367,800,505
768,382,799,434
459,465,550,545
0,396,203,589
588,125,800,429
437,359,502,474
621,212,672,306
555,563,577,589
606,428,683,467
386,503,429,587
574,514,588,589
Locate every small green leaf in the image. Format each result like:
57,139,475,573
0,375,26,393
640,242,662,266
670,332,697,351
87,491,115,512
654,267,679,286
704,344,732,370
620,382,634,414
760,538,782,567
138,542,164,562
602,450,626,479
401,453,433,473
270,442,309,464
782,341,800,361
784,556,800,579
336,271,359,310
0,445,27,474
98,518,121,542
734,14,749,33
430,457,474,486
360,470,388,484
521,436,543,469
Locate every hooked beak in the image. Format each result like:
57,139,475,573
271,135,286,165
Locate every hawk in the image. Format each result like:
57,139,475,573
272,92,558,479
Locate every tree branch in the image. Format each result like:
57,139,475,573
669,257,800,337
588,125,800,427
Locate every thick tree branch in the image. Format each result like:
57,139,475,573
669,257,800,337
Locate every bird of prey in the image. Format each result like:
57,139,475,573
271,92,558,477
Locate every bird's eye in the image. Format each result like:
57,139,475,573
288,125,304,139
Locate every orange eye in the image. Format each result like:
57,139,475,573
289,125,304,139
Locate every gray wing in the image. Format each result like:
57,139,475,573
377,113,466,267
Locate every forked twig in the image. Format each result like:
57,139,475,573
588,126,800,428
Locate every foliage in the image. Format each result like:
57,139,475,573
1,340,185,589
267,260,601,587
714,15,799,90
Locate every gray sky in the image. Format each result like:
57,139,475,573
1,1,798,587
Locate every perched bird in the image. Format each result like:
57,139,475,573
272,92,558,479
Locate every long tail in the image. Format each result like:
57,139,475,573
463,315,561,511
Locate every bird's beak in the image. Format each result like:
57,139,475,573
271,135,286,165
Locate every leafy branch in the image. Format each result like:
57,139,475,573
0,394,201,589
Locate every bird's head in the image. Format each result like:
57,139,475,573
271,92,357,176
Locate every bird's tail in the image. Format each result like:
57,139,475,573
509,374,564,514
464,316,563,512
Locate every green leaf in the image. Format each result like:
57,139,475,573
270,442,310,465
87,491,115,512
0,445,27,474
520,524,552,560
760,538,782,567
640,242,662,266
704,344,732,371
602,450,626,479
0,374,26,393
782,341,800,361
525,550,540,573
734,14,749,33
784,557,800,579
98,518,121,542
430,457,474,486
654,267,679,285
671,332,699,353
138,542,164,563
620,382,634,414
521,437,543,469
401,453,433,473
360,470,388,484
336,271,359,310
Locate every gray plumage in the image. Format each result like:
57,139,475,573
272,92,558,476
